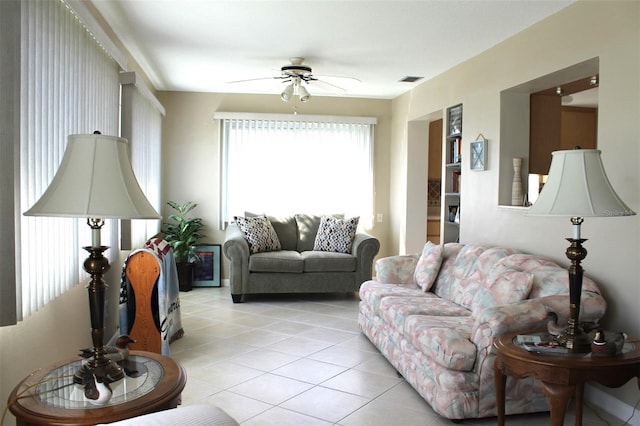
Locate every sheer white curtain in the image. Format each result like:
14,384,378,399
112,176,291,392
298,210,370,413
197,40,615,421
217,113,376,229
16,0,120,320
120,72,164,249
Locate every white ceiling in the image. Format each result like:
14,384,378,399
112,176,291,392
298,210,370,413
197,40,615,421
92,0,576,99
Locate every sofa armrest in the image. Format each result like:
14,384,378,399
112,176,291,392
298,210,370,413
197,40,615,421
374,254,420,284
352,232,380,283
223,223,250,297
471,292,607,350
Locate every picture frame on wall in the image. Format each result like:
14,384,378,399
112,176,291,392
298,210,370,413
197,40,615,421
470,139,488,171
193,244,221,287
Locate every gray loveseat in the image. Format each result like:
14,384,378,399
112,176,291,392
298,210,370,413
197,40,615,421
223,214,380,303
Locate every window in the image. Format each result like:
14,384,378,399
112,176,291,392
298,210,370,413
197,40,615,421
120,72,164,250
1,0,124,324
216,113,376,229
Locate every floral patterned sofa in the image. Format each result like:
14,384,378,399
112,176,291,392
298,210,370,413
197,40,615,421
358,242,607,420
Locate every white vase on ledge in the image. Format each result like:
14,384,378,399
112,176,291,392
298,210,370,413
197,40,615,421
512,157,524,206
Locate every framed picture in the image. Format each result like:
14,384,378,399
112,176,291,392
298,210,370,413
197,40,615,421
193,244,221,287
470,139,487,171
447,104,463,137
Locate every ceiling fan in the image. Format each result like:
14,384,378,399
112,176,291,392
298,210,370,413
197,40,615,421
229,57,359,102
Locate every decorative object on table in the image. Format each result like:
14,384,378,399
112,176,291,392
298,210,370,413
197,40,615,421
80,335,136,362
470,135,488,171
591,329,627,356
24,133,161,389
193,244,222,287
527,148,636,352
511,157,524,205
161,201,206,291
82,369,113,405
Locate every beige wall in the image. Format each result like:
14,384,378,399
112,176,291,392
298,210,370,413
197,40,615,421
390,0,639,408
2,1,639,421
156,92,394,275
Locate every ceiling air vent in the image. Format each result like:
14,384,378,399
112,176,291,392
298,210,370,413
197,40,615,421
399,76,423,83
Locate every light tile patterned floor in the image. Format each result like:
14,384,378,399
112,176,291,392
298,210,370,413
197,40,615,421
171,286,624,425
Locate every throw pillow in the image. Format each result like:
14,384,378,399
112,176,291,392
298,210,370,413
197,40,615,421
471,269,534,315
414,241,444,292
313,216,359,254
234,215,281,254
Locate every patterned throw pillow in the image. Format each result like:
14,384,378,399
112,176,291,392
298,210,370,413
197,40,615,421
471,269,534,315
234,215,281,254
313,216,359,253
414,241,444,292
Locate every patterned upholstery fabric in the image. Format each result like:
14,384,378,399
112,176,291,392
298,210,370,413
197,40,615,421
313,215,359,253
414,241,443,291
234,215,281,254
471,269,534,315
358,242,607,420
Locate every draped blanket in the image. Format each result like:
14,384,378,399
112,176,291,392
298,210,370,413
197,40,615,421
119,238,184,355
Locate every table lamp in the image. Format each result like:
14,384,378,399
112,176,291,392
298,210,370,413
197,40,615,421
527,148,635,352
24,132,161,387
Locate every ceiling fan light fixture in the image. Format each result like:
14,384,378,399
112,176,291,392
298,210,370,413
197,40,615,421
298,85,310,102
281,83,294,102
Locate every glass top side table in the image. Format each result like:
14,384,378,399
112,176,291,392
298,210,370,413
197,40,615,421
8,351,186,426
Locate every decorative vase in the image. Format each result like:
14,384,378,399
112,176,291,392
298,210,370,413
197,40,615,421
511,157,524,206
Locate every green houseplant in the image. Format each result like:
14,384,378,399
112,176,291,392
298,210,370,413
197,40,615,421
162,201,205,291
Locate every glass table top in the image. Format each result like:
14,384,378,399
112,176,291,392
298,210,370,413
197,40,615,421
34,355,163,409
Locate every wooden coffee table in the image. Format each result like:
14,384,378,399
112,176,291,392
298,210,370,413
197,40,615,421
8,350,186,426
494,330,640,426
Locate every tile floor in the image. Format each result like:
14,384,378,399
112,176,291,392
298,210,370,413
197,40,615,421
171,285,624,425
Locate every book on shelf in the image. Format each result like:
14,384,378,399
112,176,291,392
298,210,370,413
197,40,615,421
449,137,462,164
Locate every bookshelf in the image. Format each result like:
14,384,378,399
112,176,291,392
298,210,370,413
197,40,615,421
442,104,462,243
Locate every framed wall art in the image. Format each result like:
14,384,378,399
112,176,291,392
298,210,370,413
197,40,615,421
193,244,221,287
470,138,488,171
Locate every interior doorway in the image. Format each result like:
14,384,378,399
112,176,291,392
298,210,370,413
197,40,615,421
427,119,443,244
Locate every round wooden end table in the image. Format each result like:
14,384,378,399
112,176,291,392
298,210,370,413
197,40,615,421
8,351,186,426
494,330,640,426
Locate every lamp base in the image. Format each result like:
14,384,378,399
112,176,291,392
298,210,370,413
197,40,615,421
73,240,125,401
73,356,124,385
549,319,592,353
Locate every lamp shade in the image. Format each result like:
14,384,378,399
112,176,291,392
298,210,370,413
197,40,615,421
527,149,635,217
24,134,161,220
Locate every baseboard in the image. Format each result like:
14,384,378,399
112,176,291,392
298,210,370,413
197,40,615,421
585,384,640,426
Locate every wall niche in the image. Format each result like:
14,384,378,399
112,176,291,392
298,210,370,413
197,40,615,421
498,57,599,207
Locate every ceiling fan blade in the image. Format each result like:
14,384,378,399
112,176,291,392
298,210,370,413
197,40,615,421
226,76,284,84
308,79,347,92
315,74,362,84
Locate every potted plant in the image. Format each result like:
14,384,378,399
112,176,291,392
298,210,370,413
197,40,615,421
162,201,205,291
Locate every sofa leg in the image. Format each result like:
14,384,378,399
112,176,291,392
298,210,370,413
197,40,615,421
231,294,243,303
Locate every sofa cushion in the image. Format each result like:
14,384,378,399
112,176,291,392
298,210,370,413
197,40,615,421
301,250,356,272
249,250,303,273
404,315,476,371
379,295,470,333
471,269,534,315
246,212,297,251
313,215,359,253
234,215,281,254
295,213,343,252
359,281,427,314
414,241,443,291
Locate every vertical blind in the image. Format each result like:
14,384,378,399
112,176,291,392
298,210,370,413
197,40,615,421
217,113,376,229
120,72,164,250
17,0,120,320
